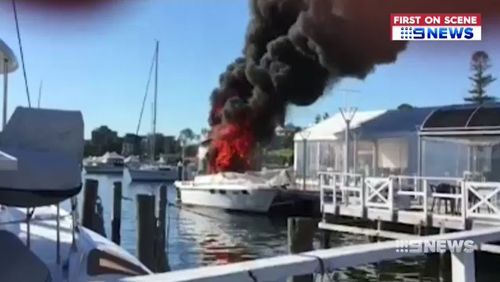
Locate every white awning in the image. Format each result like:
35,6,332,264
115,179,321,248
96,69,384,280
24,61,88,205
294,110,386,141
0,39,18,73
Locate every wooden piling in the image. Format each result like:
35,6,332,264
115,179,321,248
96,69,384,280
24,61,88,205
111,181,122,245
320,230,331,249
155,184,170,272
137,194,156,271
288,217,316,282
82,179,98,231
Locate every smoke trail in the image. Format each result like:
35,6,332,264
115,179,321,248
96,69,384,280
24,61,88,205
208,0,500,172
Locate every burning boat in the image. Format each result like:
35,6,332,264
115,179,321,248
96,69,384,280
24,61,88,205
175,172,281,213
175,97,284,212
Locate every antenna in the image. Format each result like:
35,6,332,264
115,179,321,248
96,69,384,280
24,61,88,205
336,88,360,109
37,80,42,108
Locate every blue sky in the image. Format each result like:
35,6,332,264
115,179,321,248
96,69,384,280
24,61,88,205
1,0,499,138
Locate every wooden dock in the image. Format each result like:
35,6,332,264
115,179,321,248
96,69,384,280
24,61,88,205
318,172,500,231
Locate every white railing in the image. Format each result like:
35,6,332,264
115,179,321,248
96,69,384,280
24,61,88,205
466,181,500,220
319,172,500,224
319,172,363,209
121,227,500,282
365,177,393,211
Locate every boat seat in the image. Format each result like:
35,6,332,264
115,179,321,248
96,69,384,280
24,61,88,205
0,230,52,282
0,107,84,207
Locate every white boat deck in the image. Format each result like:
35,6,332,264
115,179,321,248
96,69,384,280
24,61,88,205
319,172,500,230
0,205,74,281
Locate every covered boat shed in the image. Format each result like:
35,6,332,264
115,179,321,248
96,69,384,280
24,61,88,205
293,110,386,181
418,103,500,181
348,106,436,177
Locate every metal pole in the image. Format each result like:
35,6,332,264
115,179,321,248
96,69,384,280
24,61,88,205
302,138,307,190
37,80,42,108
152,41,159,162
3,58,8,130
344,119,350,174
417,134,422,177
56,203,61,265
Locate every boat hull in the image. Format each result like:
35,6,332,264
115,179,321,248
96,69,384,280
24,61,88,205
124,167,178,183
176,185,278,213
83,165,123,175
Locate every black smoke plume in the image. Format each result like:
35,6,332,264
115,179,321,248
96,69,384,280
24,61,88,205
210,0,500,143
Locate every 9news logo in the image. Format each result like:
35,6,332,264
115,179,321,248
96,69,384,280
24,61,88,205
391,14,481,41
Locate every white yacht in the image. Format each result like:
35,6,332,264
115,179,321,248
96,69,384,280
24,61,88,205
124,41,181,184
0,82,150,281
175,170,291,213
124,164,178,183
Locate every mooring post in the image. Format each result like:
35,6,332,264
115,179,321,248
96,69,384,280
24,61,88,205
288,217,316,282
112,181,122,245
320,230,331,249
155,184,170,272
451,252,475,282
82,179,98,231
137,194,156,271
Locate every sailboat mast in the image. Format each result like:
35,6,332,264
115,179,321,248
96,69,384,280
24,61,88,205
151,40,159,161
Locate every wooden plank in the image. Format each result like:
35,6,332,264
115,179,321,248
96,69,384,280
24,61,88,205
82,179,98,231
288,217,315,282
112,181,122,245
122,227,500,282
137,194,156,271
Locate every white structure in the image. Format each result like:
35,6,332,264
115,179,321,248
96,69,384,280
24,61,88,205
175,170,292,213
293,110,386,181
99,151,124,165
0,107,150,281
123,227,500,282
0,39,18,129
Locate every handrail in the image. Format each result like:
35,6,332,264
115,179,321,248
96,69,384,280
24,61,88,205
121,227,500,282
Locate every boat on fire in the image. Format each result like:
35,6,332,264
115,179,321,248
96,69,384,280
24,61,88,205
174,170,292,213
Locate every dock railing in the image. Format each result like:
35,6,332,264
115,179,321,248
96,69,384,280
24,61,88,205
121,227,500,282
319,172,500,227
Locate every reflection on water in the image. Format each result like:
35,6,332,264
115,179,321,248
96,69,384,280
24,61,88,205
82,174,499,281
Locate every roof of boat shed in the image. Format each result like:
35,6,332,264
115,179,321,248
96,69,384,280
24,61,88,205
420,102,500,136
350,106,437,139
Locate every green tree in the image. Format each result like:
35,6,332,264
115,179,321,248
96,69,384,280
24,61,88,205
179,128,195,143
178,128,196,161
397,103,414,110
464,51,497,104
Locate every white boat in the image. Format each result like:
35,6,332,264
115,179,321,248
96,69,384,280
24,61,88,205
174,171,291,213
83,152,124,175
0,106,151,281
124,164,178,183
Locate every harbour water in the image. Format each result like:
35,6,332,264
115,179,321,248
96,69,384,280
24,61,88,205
80,174,498,282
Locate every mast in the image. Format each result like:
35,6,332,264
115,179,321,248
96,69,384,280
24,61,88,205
151,40,159,162
37,80,42,108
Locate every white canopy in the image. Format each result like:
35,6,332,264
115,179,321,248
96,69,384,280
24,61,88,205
0,107,84,207
100,151,123,161
124,155,140,163
294,110,386,141
0,39,18,73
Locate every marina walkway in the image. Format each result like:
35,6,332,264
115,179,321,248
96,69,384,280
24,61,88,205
318,172,500,230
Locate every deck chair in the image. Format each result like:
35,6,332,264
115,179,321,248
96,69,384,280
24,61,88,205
0,230,52,282
0,107,84,207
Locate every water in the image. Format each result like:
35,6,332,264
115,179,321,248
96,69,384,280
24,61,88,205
82,174,498,282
